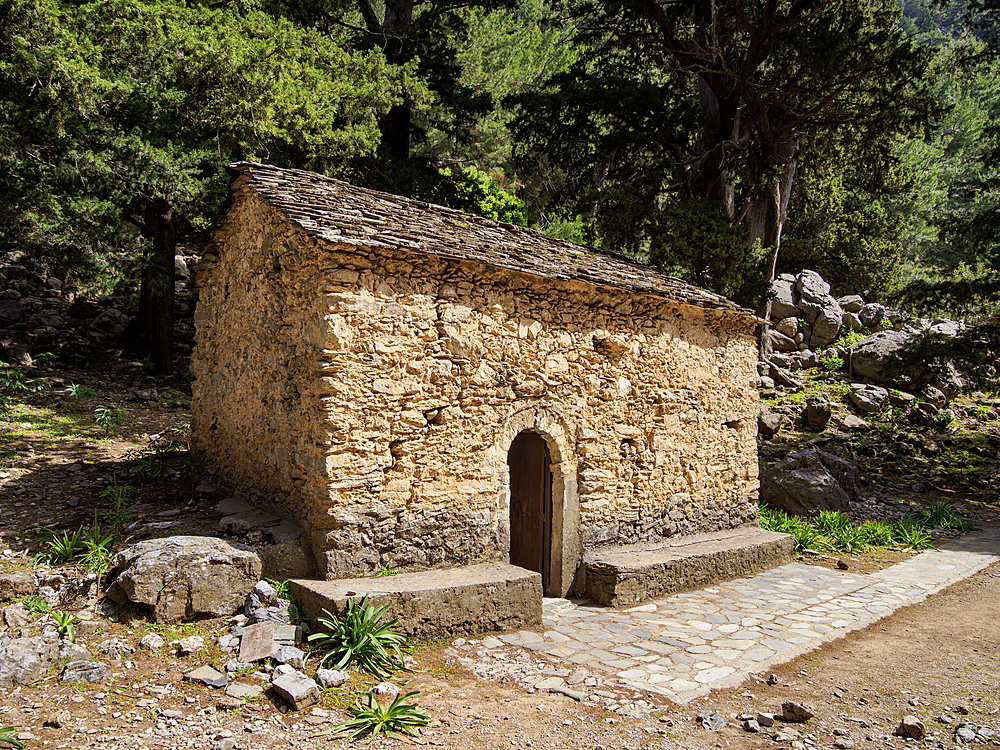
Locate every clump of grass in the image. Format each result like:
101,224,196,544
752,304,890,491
759,503,943,554
35,527,84,565
903,502,976,533
332,692,428,741
308,595,409,679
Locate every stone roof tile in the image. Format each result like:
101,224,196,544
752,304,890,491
230,162,754,317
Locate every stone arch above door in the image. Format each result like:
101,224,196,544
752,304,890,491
496,406,580,597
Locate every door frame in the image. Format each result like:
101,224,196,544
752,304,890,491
497,407,580,598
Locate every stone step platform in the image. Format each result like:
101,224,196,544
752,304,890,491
583,526,794,607
289,562,542,639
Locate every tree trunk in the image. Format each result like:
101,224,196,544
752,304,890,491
135,197,176,374
751,138,798,359
376,0,414,161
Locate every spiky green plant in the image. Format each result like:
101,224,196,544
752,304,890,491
891,522,936,551
0,725,24,749
53,611,76,642
332,691,428,740
35,527,84,565
307,596,408,679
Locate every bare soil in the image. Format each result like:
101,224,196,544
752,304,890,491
1,363,999,749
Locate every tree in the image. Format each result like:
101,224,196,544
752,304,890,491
1,0,407,371
513,0,941,308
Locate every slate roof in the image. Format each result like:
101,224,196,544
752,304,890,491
230,162,754,317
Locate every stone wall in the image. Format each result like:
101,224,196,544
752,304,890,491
193,186,760,593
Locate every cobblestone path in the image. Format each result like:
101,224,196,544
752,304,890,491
497,530,1000,704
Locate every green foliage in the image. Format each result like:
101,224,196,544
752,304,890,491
79,516,116,576
94,405,127,436
647,201,769,303
36,527,84,565
1,367,45,394
53,611,76,642
0,726,25,749
307,596,409,679
67,383,97,399
821,356,845,372
99,481,134,531
759,503,941,554
428,166,525,224
891,522,935,551
903,502,976,532
332,691,429,741
20,594,51,616
513,0,940,304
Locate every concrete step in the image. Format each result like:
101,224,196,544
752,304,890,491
583,526,794,607
289,562,542,639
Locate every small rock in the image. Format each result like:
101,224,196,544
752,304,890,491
60,660,109,684
955,705,970,716
3,603,30,629
213,740,237,750
766,673,780,685
895,715,927,740
955,723,978,743
743,719,761,733
225,682,263,700
782,702,815,723
834,740,854,750
175,636,205,656
184,665,228,688
697,711,728,731
43,709,71,728
272,670,319,711
757,712,776,727
272,644,305,668
837,559,850,570
314,669,349,688
372,681,400,698
140,633,165,651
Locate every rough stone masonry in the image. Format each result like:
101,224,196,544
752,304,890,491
191,162,761,595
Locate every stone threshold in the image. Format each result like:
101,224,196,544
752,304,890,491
582,526,795,607
289,562,542,639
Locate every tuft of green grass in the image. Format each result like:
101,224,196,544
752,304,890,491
35,527,84,565
332,691,428,741
903,502,975,533
20,594,51,616
760,503,939,554
308,595,409,679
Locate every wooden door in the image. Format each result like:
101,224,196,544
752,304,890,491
508,431,552,591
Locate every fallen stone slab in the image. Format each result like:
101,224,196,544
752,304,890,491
782,702,816,723
583,527,794,607
272,670,319,710
185,665,228,688
238,621,275,662
60,660,109,684
290,562,541,639
225,682,263,700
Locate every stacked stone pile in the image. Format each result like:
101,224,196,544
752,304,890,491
758,269,975,437
0,254,198,366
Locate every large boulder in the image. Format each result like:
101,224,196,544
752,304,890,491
106,536,261,623
849,329,911,383
769,275,800,319
759,449,858,516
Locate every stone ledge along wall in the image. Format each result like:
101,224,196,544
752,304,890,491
192,165,760,594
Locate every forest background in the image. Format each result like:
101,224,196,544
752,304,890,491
0,0,998,373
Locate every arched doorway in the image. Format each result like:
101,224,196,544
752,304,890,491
507,430,552,592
